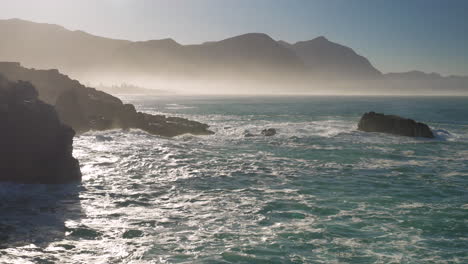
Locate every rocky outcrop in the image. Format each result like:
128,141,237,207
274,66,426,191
134,113,214,137
0,62,214,137
244,128,277,137
358,112,434,138
0,74,81,184
261,128,277,136
54,87,213,136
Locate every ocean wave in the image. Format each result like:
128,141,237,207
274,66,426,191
206,119,357,140
5,97,464,263
432,128,458,141
165,103,197,110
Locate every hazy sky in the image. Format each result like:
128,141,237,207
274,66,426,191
1,0,467,75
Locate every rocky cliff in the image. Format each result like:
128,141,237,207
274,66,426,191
0,62,214,137
0,74,81,184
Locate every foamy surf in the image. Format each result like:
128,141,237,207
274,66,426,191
3,96,467,264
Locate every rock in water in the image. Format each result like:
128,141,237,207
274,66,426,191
0,75,81,184
358,112,434,138
261,128,277,136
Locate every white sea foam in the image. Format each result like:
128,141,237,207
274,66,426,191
397,202,426,209
433,128,456,141
165,103,197,110
3,97,467,263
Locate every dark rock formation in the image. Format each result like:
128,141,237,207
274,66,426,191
0,62,214,137
244,128,277,137
261,128,277,136
134,113,213,137
358,112,434,138
0,74,81,184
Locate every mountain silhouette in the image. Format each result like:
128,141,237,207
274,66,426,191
106,32,304,78
190,33,304,71
0,19,374,80
0,18,466,94
279,37,382,79
0,18,129,74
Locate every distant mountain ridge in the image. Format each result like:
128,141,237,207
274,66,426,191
0,18,129,74
0,18,380,80
384,70,468,81
0,18,467,94
280,36,382,79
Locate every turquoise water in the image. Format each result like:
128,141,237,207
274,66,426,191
1,96,467,263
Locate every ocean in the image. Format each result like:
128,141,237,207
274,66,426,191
1,96,467,263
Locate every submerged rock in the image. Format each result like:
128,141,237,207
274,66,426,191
95,135,113,141
358,112,434,138
261,128,277,136
244,128,277,137
0,75,81,184
0,62,214,137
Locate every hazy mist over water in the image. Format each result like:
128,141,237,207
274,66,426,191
1,18,467,96
85,78,468,96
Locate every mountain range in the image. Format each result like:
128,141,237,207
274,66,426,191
0,18,467,94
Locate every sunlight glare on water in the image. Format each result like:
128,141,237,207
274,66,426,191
1,96,467,263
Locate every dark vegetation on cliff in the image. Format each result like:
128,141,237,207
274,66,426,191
0,62,214,137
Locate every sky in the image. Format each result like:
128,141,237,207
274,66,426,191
1,0,467,75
